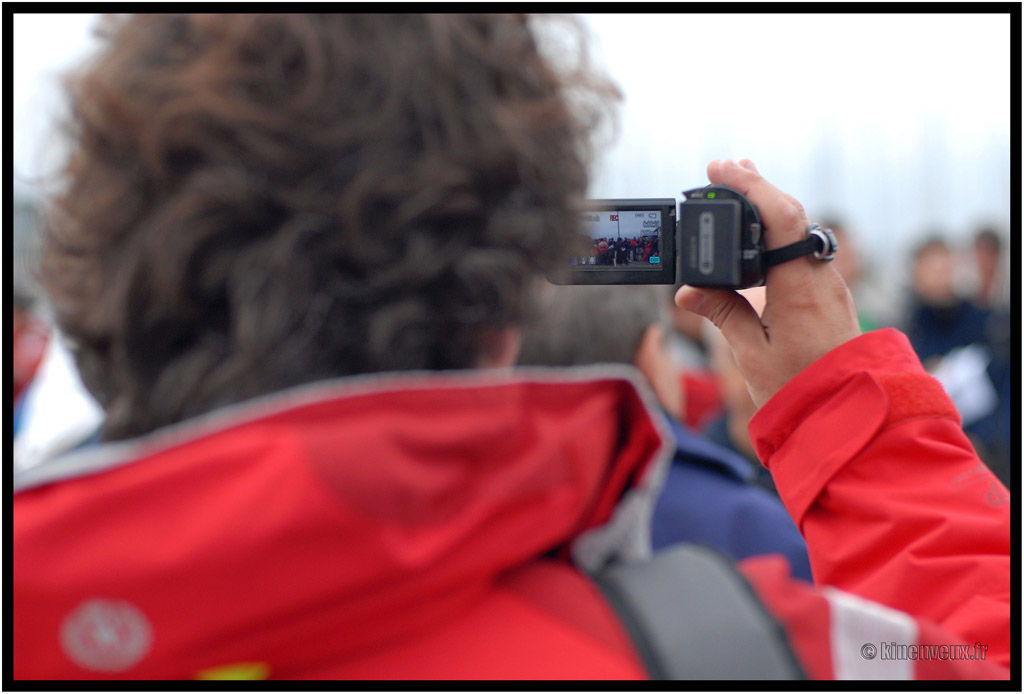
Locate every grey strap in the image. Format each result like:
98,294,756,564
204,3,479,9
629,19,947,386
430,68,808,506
593,543,805,680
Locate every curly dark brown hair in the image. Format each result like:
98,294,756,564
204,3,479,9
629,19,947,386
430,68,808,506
41,13,619,440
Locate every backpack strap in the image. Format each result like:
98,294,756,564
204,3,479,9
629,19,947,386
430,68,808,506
592,543,806,680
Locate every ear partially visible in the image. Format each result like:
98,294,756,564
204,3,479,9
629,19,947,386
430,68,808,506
633,324,684,420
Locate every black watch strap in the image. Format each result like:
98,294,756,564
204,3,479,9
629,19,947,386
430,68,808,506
763,223,838,269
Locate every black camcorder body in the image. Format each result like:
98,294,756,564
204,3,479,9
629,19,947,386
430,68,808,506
550,184,765,289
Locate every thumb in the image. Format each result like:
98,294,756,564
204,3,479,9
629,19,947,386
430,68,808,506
675,286,767,356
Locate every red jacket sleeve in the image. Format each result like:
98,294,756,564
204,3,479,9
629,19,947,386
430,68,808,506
739,328,1010,678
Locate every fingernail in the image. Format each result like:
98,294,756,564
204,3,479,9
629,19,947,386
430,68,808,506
739,159,759,173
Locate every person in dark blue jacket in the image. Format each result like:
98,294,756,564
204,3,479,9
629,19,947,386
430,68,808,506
517,284,813,582
653,415,812,581
901,236,990,365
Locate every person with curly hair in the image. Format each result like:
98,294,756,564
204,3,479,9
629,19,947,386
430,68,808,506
35,13,614,440
14,14,1009,681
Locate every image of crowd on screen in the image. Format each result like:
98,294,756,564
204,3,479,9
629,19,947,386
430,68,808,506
574,234,660,266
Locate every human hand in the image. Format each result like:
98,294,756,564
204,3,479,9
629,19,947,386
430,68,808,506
675,159,861,408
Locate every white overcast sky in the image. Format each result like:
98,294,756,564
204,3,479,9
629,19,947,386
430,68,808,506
576,14,1011,258
12,12,1014,289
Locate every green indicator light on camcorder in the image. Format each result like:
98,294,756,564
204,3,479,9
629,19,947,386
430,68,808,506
707,192,716,199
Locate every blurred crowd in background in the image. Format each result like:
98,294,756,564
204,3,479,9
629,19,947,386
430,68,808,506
10,12,1013,680
12,12,1012,494
12,200,1013,489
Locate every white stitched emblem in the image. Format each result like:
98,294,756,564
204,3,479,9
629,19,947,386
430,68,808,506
60,599,153,672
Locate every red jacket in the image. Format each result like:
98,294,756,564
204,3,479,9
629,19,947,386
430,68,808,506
12,329,1010,680
741,328,1010,679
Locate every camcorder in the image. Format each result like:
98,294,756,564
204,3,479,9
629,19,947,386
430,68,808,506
551,184,837,289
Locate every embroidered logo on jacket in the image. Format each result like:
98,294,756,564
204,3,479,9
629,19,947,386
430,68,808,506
60,599,153,672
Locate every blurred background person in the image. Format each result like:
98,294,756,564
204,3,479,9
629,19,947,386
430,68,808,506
899,233,1010,487
517,283,813,582
13,334,105,476
665,290,711,371
816,217,893,332
700,287,779,496
970,226,1009,311
957,308,1014,488
901,235,990,367
965,304,1013,487
13,188,103,467
664,290,724,432
13,289,49,411
964,224,1012,486
14,199,49,415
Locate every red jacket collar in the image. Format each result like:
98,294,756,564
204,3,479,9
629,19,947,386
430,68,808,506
15,368,673,673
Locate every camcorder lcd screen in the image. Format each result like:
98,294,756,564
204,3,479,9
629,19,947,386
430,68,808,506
575,209,664,269
554,198,677,285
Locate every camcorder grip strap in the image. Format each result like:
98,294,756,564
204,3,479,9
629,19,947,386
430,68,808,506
592,543,806,680
763,224,839,268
